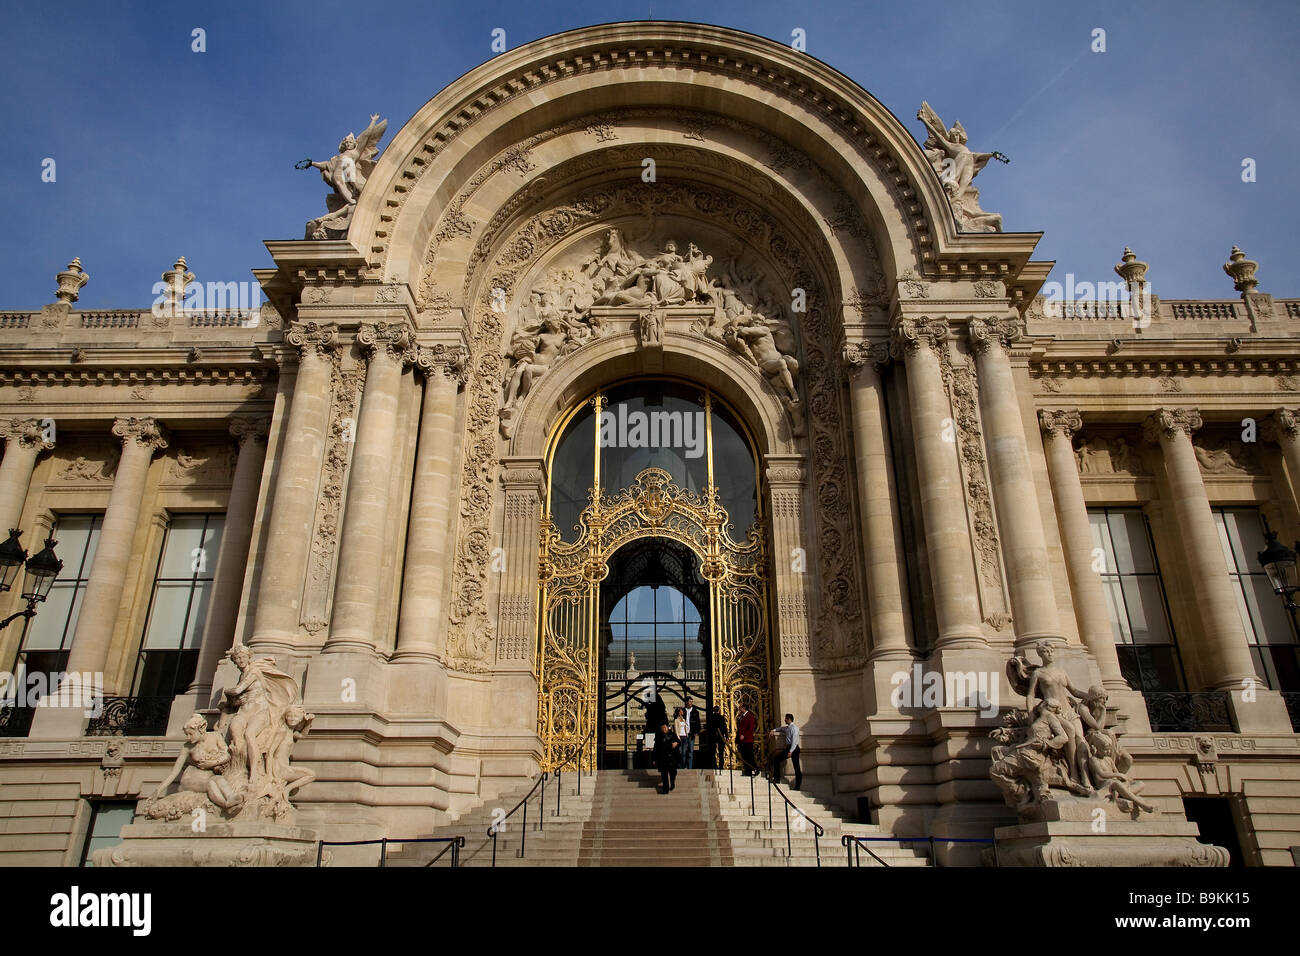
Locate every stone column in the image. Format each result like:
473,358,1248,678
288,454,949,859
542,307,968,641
1038,409,1127,690
393,346,466,661
0,419,54,535
63,418,167,680
842,342,912,658
249,322,338,653
1263,408,1300,506
968,318,1062,648
325,321,416,654
187,416,270,696
1142,408,1256,690
890,318,985,648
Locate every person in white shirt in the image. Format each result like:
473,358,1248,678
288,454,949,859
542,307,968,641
769,713,802,790
673,707,689,764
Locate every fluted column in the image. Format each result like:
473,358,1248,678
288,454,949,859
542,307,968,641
250,322,338,653
968,318,1062,647
188,416,270,695
64,417,168,678
843,341,912,658
1039,409,1127,689
891,318,984,647
325,321,416,653
1143,408,1256,689
394,345,466,661
0,418,54,535
1263,408,1300,506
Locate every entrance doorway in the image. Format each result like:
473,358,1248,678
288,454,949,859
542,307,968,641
598,539,710,770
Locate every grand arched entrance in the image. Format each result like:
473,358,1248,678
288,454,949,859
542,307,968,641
537,379,773,772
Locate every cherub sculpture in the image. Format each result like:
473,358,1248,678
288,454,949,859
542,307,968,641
300,114,388,239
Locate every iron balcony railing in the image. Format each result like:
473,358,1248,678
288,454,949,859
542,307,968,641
85,696,173,736
1142,691,1234,733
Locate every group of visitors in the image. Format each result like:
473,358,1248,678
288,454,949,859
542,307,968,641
650,697,802,795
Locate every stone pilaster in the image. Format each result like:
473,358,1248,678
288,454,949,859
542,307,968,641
1142,409,1256,691
968,318,1062,648
186,416,270,700
1038,409,1128,690
496,458,547,666
842,341,912,659
250,321,338,654
766,456,815,719
0,418,54,535
394,345,466,662
890,318,985,648
325,322,416,653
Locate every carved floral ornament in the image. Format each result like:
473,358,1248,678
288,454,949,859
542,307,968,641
285,321,340,358
112,416,169,452
1141,407,1202,444
0,418,55,452
967,316,1024,356
1038,408,1083,441
357,321,417,366
841,340,891,379
415,343,469,384
889,317,950,358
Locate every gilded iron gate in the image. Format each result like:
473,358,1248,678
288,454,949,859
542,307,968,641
536,465,772,772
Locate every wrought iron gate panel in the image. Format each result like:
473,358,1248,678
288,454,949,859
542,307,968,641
537,467,772,771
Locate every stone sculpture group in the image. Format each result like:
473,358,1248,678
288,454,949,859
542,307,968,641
500,228,802,436
990,641,1155,818
143,644,315,825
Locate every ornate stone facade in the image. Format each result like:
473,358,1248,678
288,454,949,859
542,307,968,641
0,23,1297,868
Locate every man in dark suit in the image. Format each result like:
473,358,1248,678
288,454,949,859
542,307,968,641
653,721,679,793
681,697,702,768
736,702,758,776
708,704,729,769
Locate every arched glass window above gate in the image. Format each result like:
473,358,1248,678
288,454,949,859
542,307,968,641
545,379,760,541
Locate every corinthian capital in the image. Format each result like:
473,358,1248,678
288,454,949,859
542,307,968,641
841,339,891,380
416,343,469,384
112,416,169,452
358,321,417,366
229,415,271,446
1142,407,1202,444
967,317,1024,356
889,318,950,359
0,418,55,452
285,321,339,359
1261,408,1300,444
1038,408,1083,440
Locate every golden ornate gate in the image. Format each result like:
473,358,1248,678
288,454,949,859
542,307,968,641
536,461,772,772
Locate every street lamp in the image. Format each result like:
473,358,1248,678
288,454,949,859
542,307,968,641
0,529,63,631
1257,521,1300,635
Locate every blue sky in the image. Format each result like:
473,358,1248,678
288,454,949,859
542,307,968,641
1,0,1296,309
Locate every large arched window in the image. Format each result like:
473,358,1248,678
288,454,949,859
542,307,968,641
545,378,760,541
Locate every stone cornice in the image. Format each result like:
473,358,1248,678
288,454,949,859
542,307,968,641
1031,356,1300,379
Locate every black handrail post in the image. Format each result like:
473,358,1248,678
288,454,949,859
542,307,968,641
992,841,999,868
379,838,388,868
540,771,546,832
749,768,754,815
520,800,528,859
556,768,562,816
784,801,791,857
491,828,498,868
767,775,773,829
315,840,324,868
929,835,937,867
814,824,821,867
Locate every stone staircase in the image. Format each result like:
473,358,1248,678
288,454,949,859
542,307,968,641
706,769,931,867
381,768,929,867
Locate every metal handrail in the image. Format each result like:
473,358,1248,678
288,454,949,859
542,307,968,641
767,774,824,866
550,726,596,815
487,771,549,867
315,835,465,867
841,833,998,867
718,738,758,813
